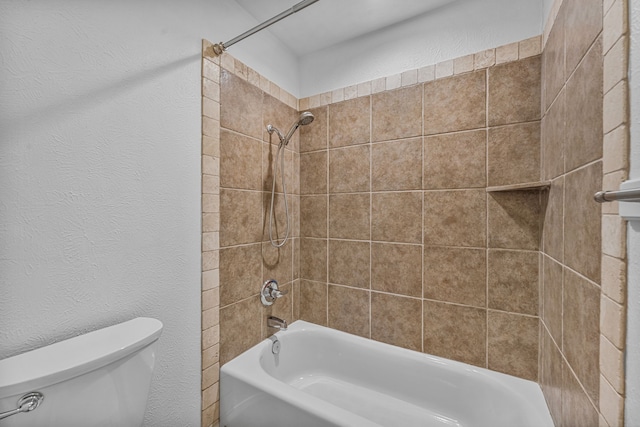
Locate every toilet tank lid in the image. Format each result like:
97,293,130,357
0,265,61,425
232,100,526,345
0,317,163,398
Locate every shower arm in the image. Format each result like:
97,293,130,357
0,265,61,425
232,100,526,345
212,0,320,55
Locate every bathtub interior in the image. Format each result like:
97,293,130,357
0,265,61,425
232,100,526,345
223,321,553,427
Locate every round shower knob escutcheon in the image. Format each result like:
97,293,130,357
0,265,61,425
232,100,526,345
260,279,288,306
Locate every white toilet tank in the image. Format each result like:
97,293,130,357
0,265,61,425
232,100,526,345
0,317,163,427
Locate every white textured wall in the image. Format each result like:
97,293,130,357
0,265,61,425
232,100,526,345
0,1,296,425
298,0,542,97
627,0,640,423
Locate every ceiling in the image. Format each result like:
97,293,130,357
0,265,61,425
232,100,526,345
234,0,458,57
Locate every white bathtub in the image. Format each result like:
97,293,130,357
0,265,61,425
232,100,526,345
220,320,553,427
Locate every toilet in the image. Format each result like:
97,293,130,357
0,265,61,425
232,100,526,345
0,317,163,427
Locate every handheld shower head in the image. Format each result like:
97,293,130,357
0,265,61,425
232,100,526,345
283,111,315,144
267,112,315,146
298,111,315,126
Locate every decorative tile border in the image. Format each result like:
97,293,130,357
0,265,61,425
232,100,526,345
299,35,542,109
599,0,629,425
202,39,221,427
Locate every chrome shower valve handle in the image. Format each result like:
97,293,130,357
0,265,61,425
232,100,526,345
260,279,288,306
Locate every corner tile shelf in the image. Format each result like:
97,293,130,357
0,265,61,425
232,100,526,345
486,181,551,193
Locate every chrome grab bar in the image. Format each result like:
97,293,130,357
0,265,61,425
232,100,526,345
594,188,640,203
0,392,44,420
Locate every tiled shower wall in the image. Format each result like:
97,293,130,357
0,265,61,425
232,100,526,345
296,50,544,380
539,0,629,425
216,58,302,365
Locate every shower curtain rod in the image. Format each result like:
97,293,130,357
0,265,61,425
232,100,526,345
211,0,320,55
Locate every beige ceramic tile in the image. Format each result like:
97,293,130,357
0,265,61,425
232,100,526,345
602,214,626,259
488,249,539,315
328,285,371,338
424,130,486,189
220,298,261,365
203,79,220,103
220,130,262,190
601,254,626,304
488,55,541,126
563,268,601,403
488,122,540,186
565,37,603,172
203,117,220,140
564,162,602,282
371,293,422,351
542,89,565,180
328,240,370,288
603,79,629,136
543,5,565,110
424,71,486,135
401,69,418,86
562,361,600,427
329,97,371,148
300,238,327,282
542,177,564,262
329,193,370,240
329,145,371,193
219,189,263,246
220,69,263,139
386,74,402,91
202,213,220,233
300,151,327,195
372,137,423,191
488,192,540,250
600,335,624,393
488,311,538,381
435,60,454,79
601,295,625,349
603,125,628,174
475,49,496,69
372,78,386,94
300,106,328,153
372,86,422,142
453,55,474,74
543,255,563,344
604,36,628,94
331,88,345,103
603,0,627,54
424,301,487,367
565,0,603,74
300,195,327,238
540,329,563,426
519,36,542,58
219,244,261,306
203,97,220,121
424,190,486,248
600,374,625,427
372,243,422,298
344,85,358,100
299,280,328,325
418,65,435,83
372,192,423,244
424,246,486,307
496,42,519,64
